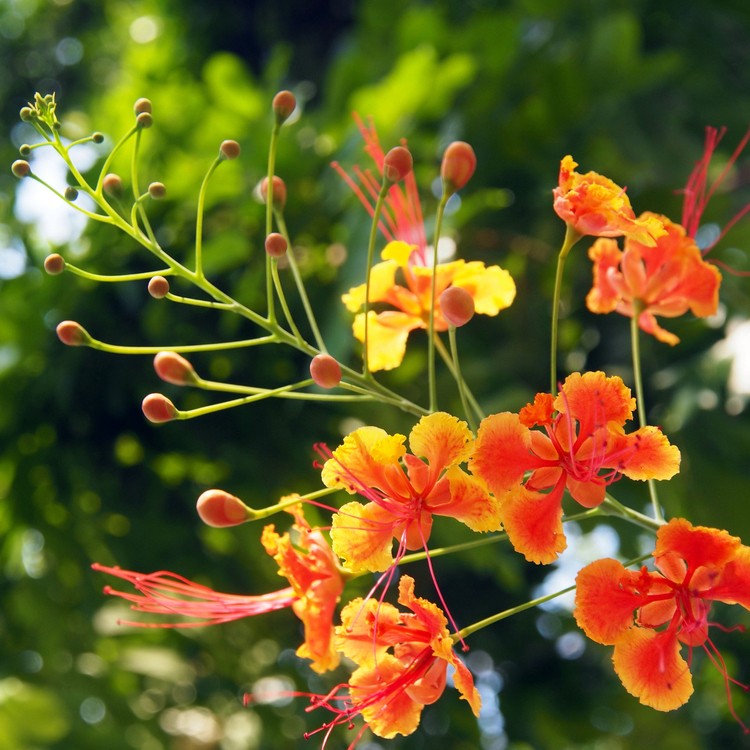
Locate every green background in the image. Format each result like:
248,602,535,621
1,0,749,748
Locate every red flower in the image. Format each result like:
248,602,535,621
574,519,750,729
586,213,722,345
470,372,680,563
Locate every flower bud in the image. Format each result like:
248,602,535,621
264,232,288,258
310,353,342,389
64,186,79,201
219,139,241,160
441,141,476,194
382,146,413,184
440,286,475,327
196,489,252,527
148,182,166,199
148,276,170,298
19,106,33,122
19,144,31,156
260,176,287,209
272,90,296,124
102,173,123,197
142,393,178,423
44,254,66,275
136,111,153,129
11,160,31,178
153,351,198,385
134,98,152,115
56,320,90,346
92,132,104,144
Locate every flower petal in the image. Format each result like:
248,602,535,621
451,261,517,315
408,411,474,481
433,466,502,532
555,371,635,434
499,486,566,564
331,501,396,573
352,311,424,371
614,426,681,481
612,628,693,711
342,259,399,311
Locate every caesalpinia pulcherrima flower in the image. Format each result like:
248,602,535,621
574,519,750,730
306,575,481,743
586,214,722,345
334,117,516,370
553,155,666,246
94,502,345,674
469,371,681,564
321,411,501,573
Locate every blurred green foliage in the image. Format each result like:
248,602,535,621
1,0,750,748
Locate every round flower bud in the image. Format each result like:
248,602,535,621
264,232,288,258
440,286,475,327
148,276,170,299
134,98,152,115
310,353,342,389
196,489,252,527
141,393,178,423
136,111,153,129
92,132,104,144
148,181,166,199
19,144,31,156
260,176,287,209
64,186,79,201
153,351,198,385
19,106,33,122
441,141,476,194
56,320,90,346
11,160,31,178
272,90,296,124
219,139,241,160
102,173,123,197
382,146,413,184
44,254,66,275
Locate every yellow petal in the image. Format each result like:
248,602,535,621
451,261,516,315
352,311,423,371
342,259,399,312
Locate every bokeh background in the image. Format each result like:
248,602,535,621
1,1,750,748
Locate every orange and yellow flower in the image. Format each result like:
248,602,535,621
586,213,722,345
94,503,345,674
574,519,750,728
321,411,501,573
343,240,516,370
469,371,680,564
553,155,666,246
308,575,481,742
334,116,515,371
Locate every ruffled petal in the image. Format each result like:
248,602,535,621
352,310,424,371
470,412,533,495
612,628,694,711
499,485,566,564
710,545,750,610
586,238,624,313
574,559,643,644
331,501,396,573
613,425,681,481
450,261,517,316
336,597,402,667
408,412,474,482
342,259,399,311
555,371,635,434
433,466,502,532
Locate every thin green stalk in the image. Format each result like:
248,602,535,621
194,156,222,279
270,259,305,343
630,303,664,523
550,224,582,394
448,325,476,432
434,335,484,423
603,493,664,532
428,193,450,412
264,123,282,324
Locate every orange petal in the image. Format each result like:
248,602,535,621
637,309,680,345
499,486,566,564
342,259,399,311
615,425,681,481
331,501,395,573
574,559,642,644
711,544,750,609
555,371,635,433
519,393,555,427
408,412,474,481
336,597,401,667
654,518,741,582
397,575,450,639
612,628,694,711
434,466,502,532
470,412,533,495
586,238,624,314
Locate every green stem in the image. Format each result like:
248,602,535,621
448,326,477,432
602,493,664,531
428,193,450,412
550,224,582,394
264,124,281,324
629,303,664,523
194,157,222,279
434,335,484,423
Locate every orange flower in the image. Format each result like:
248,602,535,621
321,412,501,573
334,116,515,371
306,575,481,743
574,519,750,729
553,155,666,246
470,372,680,564
95,503,345,674
587,213,722,345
